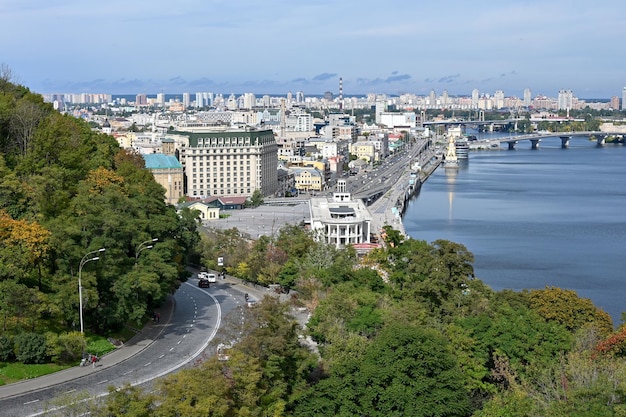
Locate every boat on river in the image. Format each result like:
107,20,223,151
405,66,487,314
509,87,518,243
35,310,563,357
455,138,470,159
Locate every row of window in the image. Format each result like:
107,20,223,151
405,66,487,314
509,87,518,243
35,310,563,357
192,189,252,196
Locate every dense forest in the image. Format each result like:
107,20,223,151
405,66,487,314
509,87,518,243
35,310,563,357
2,74,626,416
0,72,200,364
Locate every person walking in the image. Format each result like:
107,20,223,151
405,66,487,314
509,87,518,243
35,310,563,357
156,312,160,323
91,354,98,368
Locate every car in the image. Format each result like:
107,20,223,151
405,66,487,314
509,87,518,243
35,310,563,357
246,299,258,308
207,273,217,283
198,278,210,288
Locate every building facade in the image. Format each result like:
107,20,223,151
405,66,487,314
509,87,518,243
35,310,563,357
143,154,184,205
309,180,372,249
176,128,278,198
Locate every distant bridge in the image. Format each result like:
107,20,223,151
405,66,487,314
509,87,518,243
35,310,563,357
474,131,625,150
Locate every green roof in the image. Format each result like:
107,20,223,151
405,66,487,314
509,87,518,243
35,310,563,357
143,154,182,169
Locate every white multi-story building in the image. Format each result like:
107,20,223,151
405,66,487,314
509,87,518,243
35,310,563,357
558,89,574,110
176,127,278,198
622,87,626,111
309,180,372,249
523,88,532,107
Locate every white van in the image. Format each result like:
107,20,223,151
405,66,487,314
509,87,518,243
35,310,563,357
207,273,217,283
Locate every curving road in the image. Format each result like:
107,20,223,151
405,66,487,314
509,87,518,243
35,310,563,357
0,277,253,417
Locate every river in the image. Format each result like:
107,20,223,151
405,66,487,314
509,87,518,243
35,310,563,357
403,134,626,324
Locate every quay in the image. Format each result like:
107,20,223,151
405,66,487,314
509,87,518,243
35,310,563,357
365,139,441,240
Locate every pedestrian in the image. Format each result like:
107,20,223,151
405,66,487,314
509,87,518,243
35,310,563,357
152,311,157,322
156,312,160,323
91,354,97,368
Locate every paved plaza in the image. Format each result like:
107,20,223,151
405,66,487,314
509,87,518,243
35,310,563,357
202,200,311,238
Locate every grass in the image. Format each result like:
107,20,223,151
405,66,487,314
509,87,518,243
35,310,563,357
0,362,70,386
0,332,124,386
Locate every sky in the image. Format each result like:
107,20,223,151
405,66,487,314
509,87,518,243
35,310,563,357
1,0,624,99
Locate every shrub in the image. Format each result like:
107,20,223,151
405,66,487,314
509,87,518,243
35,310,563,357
0,335,14,362
47,332,86,364
13,333,48,364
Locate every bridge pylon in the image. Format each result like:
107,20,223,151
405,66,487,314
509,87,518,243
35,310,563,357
559,136,571,148
530,139,541,150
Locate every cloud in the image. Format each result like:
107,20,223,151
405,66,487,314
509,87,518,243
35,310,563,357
438,74,461,83
386,74,411,83
312,72,337,81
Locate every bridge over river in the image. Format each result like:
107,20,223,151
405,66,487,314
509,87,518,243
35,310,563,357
474,131,625,150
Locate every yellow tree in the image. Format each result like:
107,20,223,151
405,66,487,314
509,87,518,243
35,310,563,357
528,286,613,336
0,209,51,287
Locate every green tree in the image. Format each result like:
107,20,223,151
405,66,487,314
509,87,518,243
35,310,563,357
293,323,471,417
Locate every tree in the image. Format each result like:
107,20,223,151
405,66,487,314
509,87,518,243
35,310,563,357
247,189,264,207
527,287,613,335
292,323,471,417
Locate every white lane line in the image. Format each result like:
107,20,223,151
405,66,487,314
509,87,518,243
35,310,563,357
158,354,165,359
65,389,76,394
183,334,186,338
144,362,152,367
169,347,174,351
123,370,132,375
97,380,109,385
24,399,40,405
177,340,181,344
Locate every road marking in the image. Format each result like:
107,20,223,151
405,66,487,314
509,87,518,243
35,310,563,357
97,380,109,385
65,389,76,394
183,334,186,338
177,340,181,344
169,347,174,351
123,370,133,375
158,354,165,359
144,362,152,367
24,399,40,405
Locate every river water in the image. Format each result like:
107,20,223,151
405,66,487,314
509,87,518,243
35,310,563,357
403,134,626,324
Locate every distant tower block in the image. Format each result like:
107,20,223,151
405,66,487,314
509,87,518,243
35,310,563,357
339,77,343,110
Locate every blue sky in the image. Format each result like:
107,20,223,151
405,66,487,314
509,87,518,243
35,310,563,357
1,0,624,98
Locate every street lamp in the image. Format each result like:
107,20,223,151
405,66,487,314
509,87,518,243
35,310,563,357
79,248,105,334
135,238,158,265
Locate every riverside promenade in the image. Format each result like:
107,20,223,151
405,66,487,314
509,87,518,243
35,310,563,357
367,142,441,241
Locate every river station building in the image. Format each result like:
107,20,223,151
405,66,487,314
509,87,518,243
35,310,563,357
309,180,373,248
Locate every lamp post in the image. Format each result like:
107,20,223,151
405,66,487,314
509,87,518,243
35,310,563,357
135,238,158,265
79,248,105,334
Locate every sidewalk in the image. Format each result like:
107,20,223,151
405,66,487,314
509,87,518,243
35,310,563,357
0,296,175,400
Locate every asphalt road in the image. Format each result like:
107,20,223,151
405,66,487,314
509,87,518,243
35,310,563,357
0,275,262,417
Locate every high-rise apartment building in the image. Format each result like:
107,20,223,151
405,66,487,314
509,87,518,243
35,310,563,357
178,128,278,198
471,89,479,108
610,96,620,110
494,90,505,109
558,89,574,110
182,92,191,108
157,92,165,106
523,88,532,107
135,94,148,106
622,87,626,111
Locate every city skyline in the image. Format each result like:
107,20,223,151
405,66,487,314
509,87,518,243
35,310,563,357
1,0,624,99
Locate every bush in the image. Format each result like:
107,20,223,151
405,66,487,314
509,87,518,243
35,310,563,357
13,333,48,364
0,335,14,362
47,332,86,364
